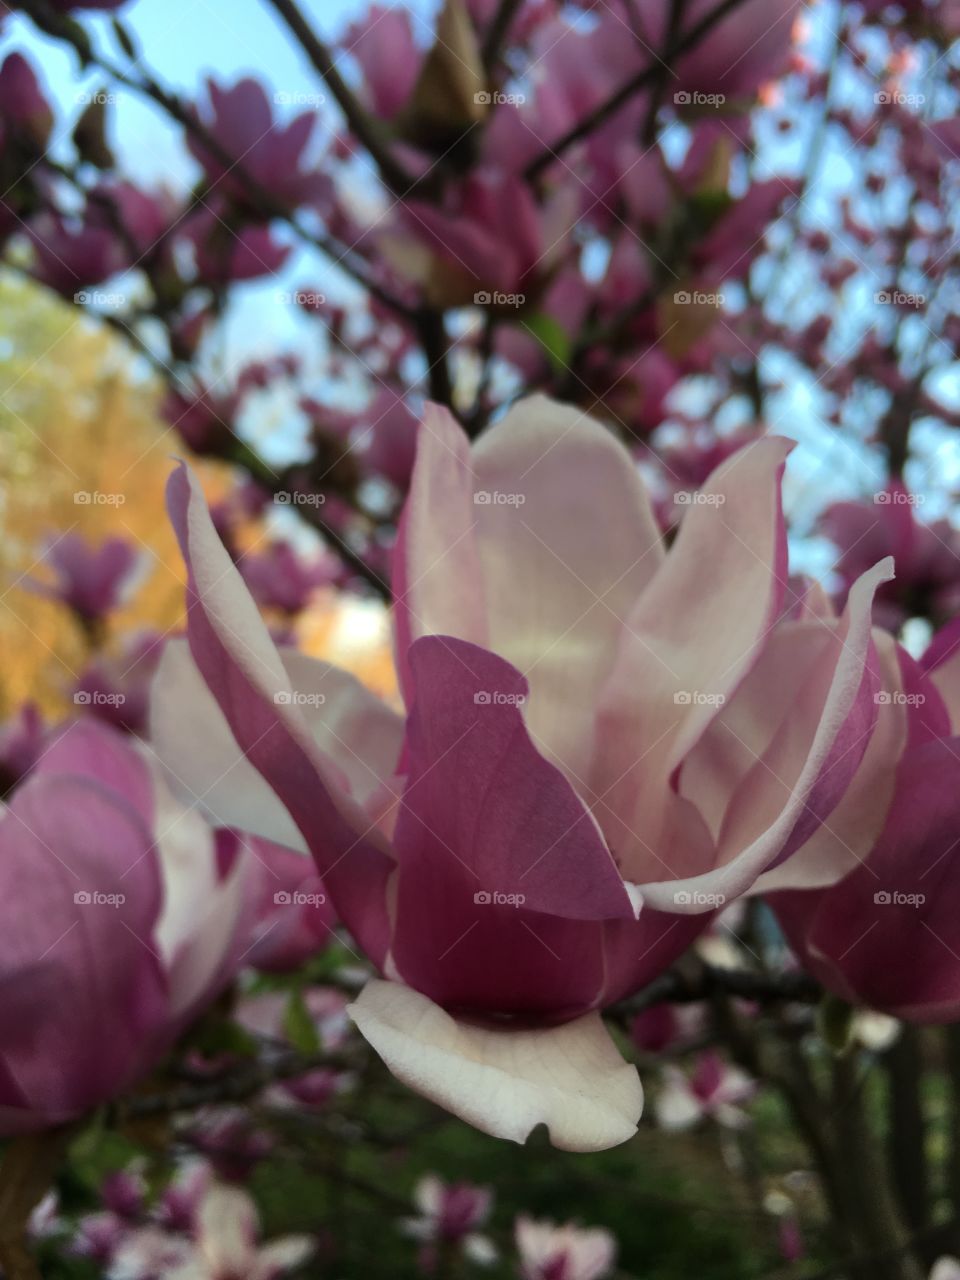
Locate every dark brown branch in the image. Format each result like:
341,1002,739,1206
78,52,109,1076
612,962,821,1016
415,307,454,406
481,0,524,75
111,1049,359,1121
16,0,415,319
885,1028,931,1264
263,0,415,195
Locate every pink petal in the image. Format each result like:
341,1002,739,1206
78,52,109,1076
165,464,394,966
645,556,894,909
743,626,907,893
773,735,960,1021
395,396,663,783
0,773,167,1129
589,437,793,880
388,635,638,1016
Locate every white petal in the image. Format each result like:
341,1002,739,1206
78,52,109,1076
254,1236,316,1276
151,638,307,852
151,638,403,848
347,979,642,1152
654,1080,702,1131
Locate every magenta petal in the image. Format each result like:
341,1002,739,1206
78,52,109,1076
386,636,639,1016
398,636,634,921
773,737,960,1021
0,773,168,1129
166,463,393,966
34,718,153,815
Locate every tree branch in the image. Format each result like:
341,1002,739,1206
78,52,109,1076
523,0,751,181
263,0,415,196
613,962,821,1016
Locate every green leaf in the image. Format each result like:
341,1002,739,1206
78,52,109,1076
817,993,855,1055
524,313,572,376
283,988,320,1055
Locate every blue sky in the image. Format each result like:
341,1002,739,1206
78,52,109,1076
3,0,437,185
4,0,958,540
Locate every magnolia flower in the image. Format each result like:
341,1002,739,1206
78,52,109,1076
242,839,337,973
771,626,960,1021
821,481,960,630
164,1183,313,1280
237,987,352,1109
154,396,891,1150
515,1216,616,1280
154,1159,213,1234
401,1175,497,1270
27,211,128,295
630,1002,706,1054
655,1050,757,1131
26,533,141,626
108,1227,193,1279
74,1213,134,1270
73,630,166,736
343,4,422,120
0,720,252,1133
187,77,330,212
931,1259,960,1280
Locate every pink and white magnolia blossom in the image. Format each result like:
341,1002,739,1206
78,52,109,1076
0,719,253,1133
655,1050,757,1131
153,395,893,1151
401,1175,497,1271
515,1215,616,1280
163,1182,313,1280
771,626,960,1021
26,532,142,626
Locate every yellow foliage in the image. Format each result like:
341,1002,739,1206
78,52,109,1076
0,274,218,717
0,273,398,720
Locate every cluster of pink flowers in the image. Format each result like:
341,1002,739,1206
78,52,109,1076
7,391,960,1158
6,0,956,569
401,1173,618,1279
64,1159,314,1279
